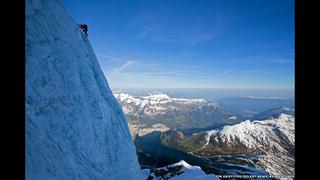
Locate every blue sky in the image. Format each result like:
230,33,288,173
61,0,294,90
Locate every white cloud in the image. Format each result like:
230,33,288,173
110,60,136,75
96,53,129,63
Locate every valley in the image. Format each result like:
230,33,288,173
115,91,295,178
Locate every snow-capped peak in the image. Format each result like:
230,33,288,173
144,92,171,101
169,160,220,180
114,92,208,105
145,160,220,180
113,92,212,115
172,160,194,169
148,92,171,98
213,113,294,151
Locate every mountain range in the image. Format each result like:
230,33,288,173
217,96,294,118
114,92,240,136
160,114,295,177
252,106,294,120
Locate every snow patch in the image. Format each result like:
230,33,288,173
146,160,220,180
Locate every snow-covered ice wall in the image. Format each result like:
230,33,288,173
26,0,142,179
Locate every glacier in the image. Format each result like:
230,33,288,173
25,0,143,179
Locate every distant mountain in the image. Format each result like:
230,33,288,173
217,96,294,118
114,92,240,136
160,114,295,176
252,106,294,120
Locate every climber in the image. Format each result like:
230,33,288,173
79,24,88,37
